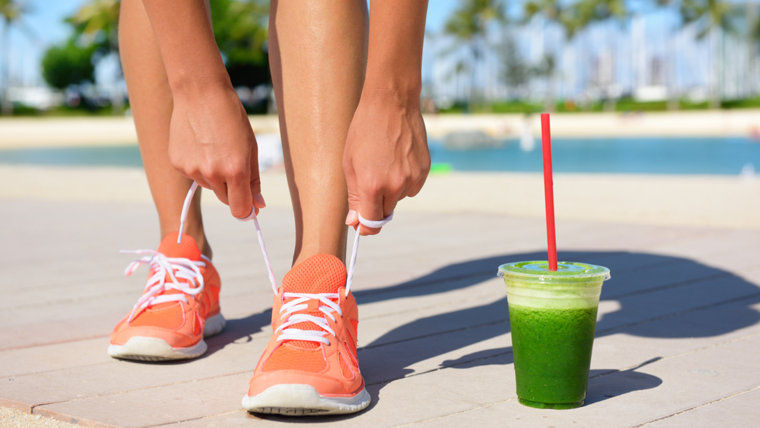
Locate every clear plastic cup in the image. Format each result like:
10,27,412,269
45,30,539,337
498,261,611,409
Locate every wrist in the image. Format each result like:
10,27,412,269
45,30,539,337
360,76,422,108
169,67,233,100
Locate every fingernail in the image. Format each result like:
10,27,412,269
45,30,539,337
254,193,266,208
237,205,257,222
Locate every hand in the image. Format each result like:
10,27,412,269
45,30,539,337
343,89,430,235
168,85,265,218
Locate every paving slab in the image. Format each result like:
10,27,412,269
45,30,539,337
643,386,760,428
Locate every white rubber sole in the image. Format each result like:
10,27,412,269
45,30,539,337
203,313,226,338
107,313,226,361
242,384,371,416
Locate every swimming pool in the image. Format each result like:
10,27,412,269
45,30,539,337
0,137,758,175
430,137,759,175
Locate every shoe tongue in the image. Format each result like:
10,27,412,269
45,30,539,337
281,254,346,349
158,232,202,261
145,232,202,311
282,254,346,294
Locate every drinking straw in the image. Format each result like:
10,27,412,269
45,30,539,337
541,113,558,271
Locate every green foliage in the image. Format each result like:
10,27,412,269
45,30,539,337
489,100,543,113
40,40,95,90
433,96,760,115
0,0,24,22
66,0,120,55
444,0,506,41
210,0,271,88
500,33,530,96
443,0,507,111
523,0,627,39
680,0,742,39
720,97,760,109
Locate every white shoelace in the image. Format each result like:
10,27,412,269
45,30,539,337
274,292,342,345
122,249,207,322
175,181,392,344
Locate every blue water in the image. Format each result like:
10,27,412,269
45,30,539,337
0,137,758,174
0,145,143,168
430,137,760,175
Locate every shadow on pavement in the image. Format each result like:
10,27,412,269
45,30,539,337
585,357,663,405
358,250,760,404
204,308,272,357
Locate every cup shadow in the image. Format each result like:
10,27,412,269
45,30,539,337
585,357,663,405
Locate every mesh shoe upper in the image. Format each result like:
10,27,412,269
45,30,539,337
248,254,364,398
110,232,221,349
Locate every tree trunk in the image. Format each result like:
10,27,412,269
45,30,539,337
1,22,13,116
709,28,721,110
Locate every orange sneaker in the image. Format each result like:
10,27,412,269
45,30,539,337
242,254,370,415
108,232,225,361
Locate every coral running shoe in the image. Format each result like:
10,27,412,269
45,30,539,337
108,232,225,361
243,254,370,415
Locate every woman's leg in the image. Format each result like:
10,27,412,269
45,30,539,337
268,0,368,266
119,0,210,257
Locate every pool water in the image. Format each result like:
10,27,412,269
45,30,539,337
0,137,758,175
430,137,759,175
0,145,143,168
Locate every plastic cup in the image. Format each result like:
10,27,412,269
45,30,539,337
498,261,610,409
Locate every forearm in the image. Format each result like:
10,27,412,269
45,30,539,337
141,0,231,95
364,0,429,102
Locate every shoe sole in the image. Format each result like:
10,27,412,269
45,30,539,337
107,313,226,361
242,384,371,416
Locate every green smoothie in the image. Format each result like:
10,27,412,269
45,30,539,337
498,261,610,409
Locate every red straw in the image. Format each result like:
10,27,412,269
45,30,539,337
541,113,558,271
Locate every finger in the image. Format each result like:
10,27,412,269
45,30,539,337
346,190,360,229
382,192,401,220
227,176,253,219
191,175,216,195
345,209,359,229
201,174,229,206
406,165,430,198
357,190,384,236
344,161,360,229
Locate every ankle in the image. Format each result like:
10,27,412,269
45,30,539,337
292,248,345,267
162,228,213,259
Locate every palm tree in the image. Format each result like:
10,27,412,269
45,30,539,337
210,0,270,90
66,0,121,111
749,1,760,97
522,0,585,111
679,0,743,108
66,0,119,55
575,0,627,111
0,0,34,115
443,0,507,111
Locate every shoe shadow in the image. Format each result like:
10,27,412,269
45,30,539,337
204,308,272,357
355,250,760,407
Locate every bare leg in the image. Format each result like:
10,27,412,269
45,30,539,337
269,0,368,266
119,0,211,256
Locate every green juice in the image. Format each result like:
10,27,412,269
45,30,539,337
509,304,598,408
498,261,610,409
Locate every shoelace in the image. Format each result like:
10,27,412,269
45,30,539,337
176,181,392,344
122,249,207,322
274,293,342,345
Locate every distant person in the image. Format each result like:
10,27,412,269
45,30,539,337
109,0,429,416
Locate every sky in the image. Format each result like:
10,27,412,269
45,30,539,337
4,0,459,87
